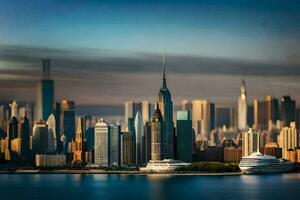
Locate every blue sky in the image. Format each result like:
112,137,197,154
0,0,300,106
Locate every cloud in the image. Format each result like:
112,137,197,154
0,44,300,106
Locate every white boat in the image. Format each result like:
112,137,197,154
239,152,294,174
140,159,190,172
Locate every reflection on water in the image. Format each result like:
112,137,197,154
0,173,300,200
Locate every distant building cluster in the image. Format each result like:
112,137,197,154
0,56,300,169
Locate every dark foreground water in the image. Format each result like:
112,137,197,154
1,173,300,200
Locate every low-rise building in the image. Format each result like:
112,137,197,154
35,154,66,167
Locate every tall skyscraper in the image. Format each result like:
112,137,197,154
151,104,163,160
134,111,143,166
121,131,133,165
242,128,260,156
46,114,56,152
61,100,76,143
18,116,30,159
142,122,151,164
8,100,18,140
54,102,61,151
109,125,121,166
192,99,211,141
36,59,54,121
280,96,296,127
157,50,174,159
94,119,110,167
32,120,49,154
238,80,247,130
278,122,298,159
176,111,193,163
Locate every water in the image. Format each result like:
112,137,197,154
1,173,300,200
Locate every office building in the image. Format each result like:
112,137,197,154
35,154,66,167
238,80,247,130
242,128,260,156
176,111,193,163
94,119,109,167
46,114,56,152
151,104,163,161
278,122,298,159
62,101,76,143
109,125,121,166
18,116,30,158
134,111,143,166
36,59,54,121
280,96,296,127
121,131,133,165
142,122,151,164
32,121,49,154
192,99,212,140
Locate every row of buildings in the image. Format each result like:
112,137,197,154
1,54,300,168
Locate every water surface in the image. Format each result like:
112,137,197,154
1,173,300,200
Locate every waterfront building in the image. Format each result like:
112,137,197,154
278,122,298,159
242,128,260,156
109,125,121,166
157,51,174,159
35,154,66,167
223,147,242,163
36,59,54,121
121,131,133,165
238,80,247,130
32,121,49,154
176,111,193,163
134,111,143,166
280,96,296,127
264,143,282,159
151,104,163,160
94,119,110,167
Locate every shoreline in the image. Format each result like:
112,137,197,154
0,169,243,176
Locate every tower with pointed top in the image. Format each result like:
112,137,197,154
238,79,247,130
72,117,84,165
157,50,174,159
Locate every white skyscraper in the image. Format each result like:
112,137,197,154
94,118,109,167
46,113,56,152
238,80,247,130
242,128,259,156
134,111,143,166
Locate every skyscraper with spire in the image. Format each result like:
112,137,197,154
157,50,174,159
238,79,247,130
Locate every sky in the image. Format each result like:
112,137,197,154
1,0,300,109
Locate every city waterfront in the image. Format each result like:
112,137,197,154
1,173,300,200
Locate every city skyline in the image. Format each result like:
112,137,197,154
1,0,300,106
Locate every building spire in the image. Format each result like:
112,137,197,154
162,49,167,89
